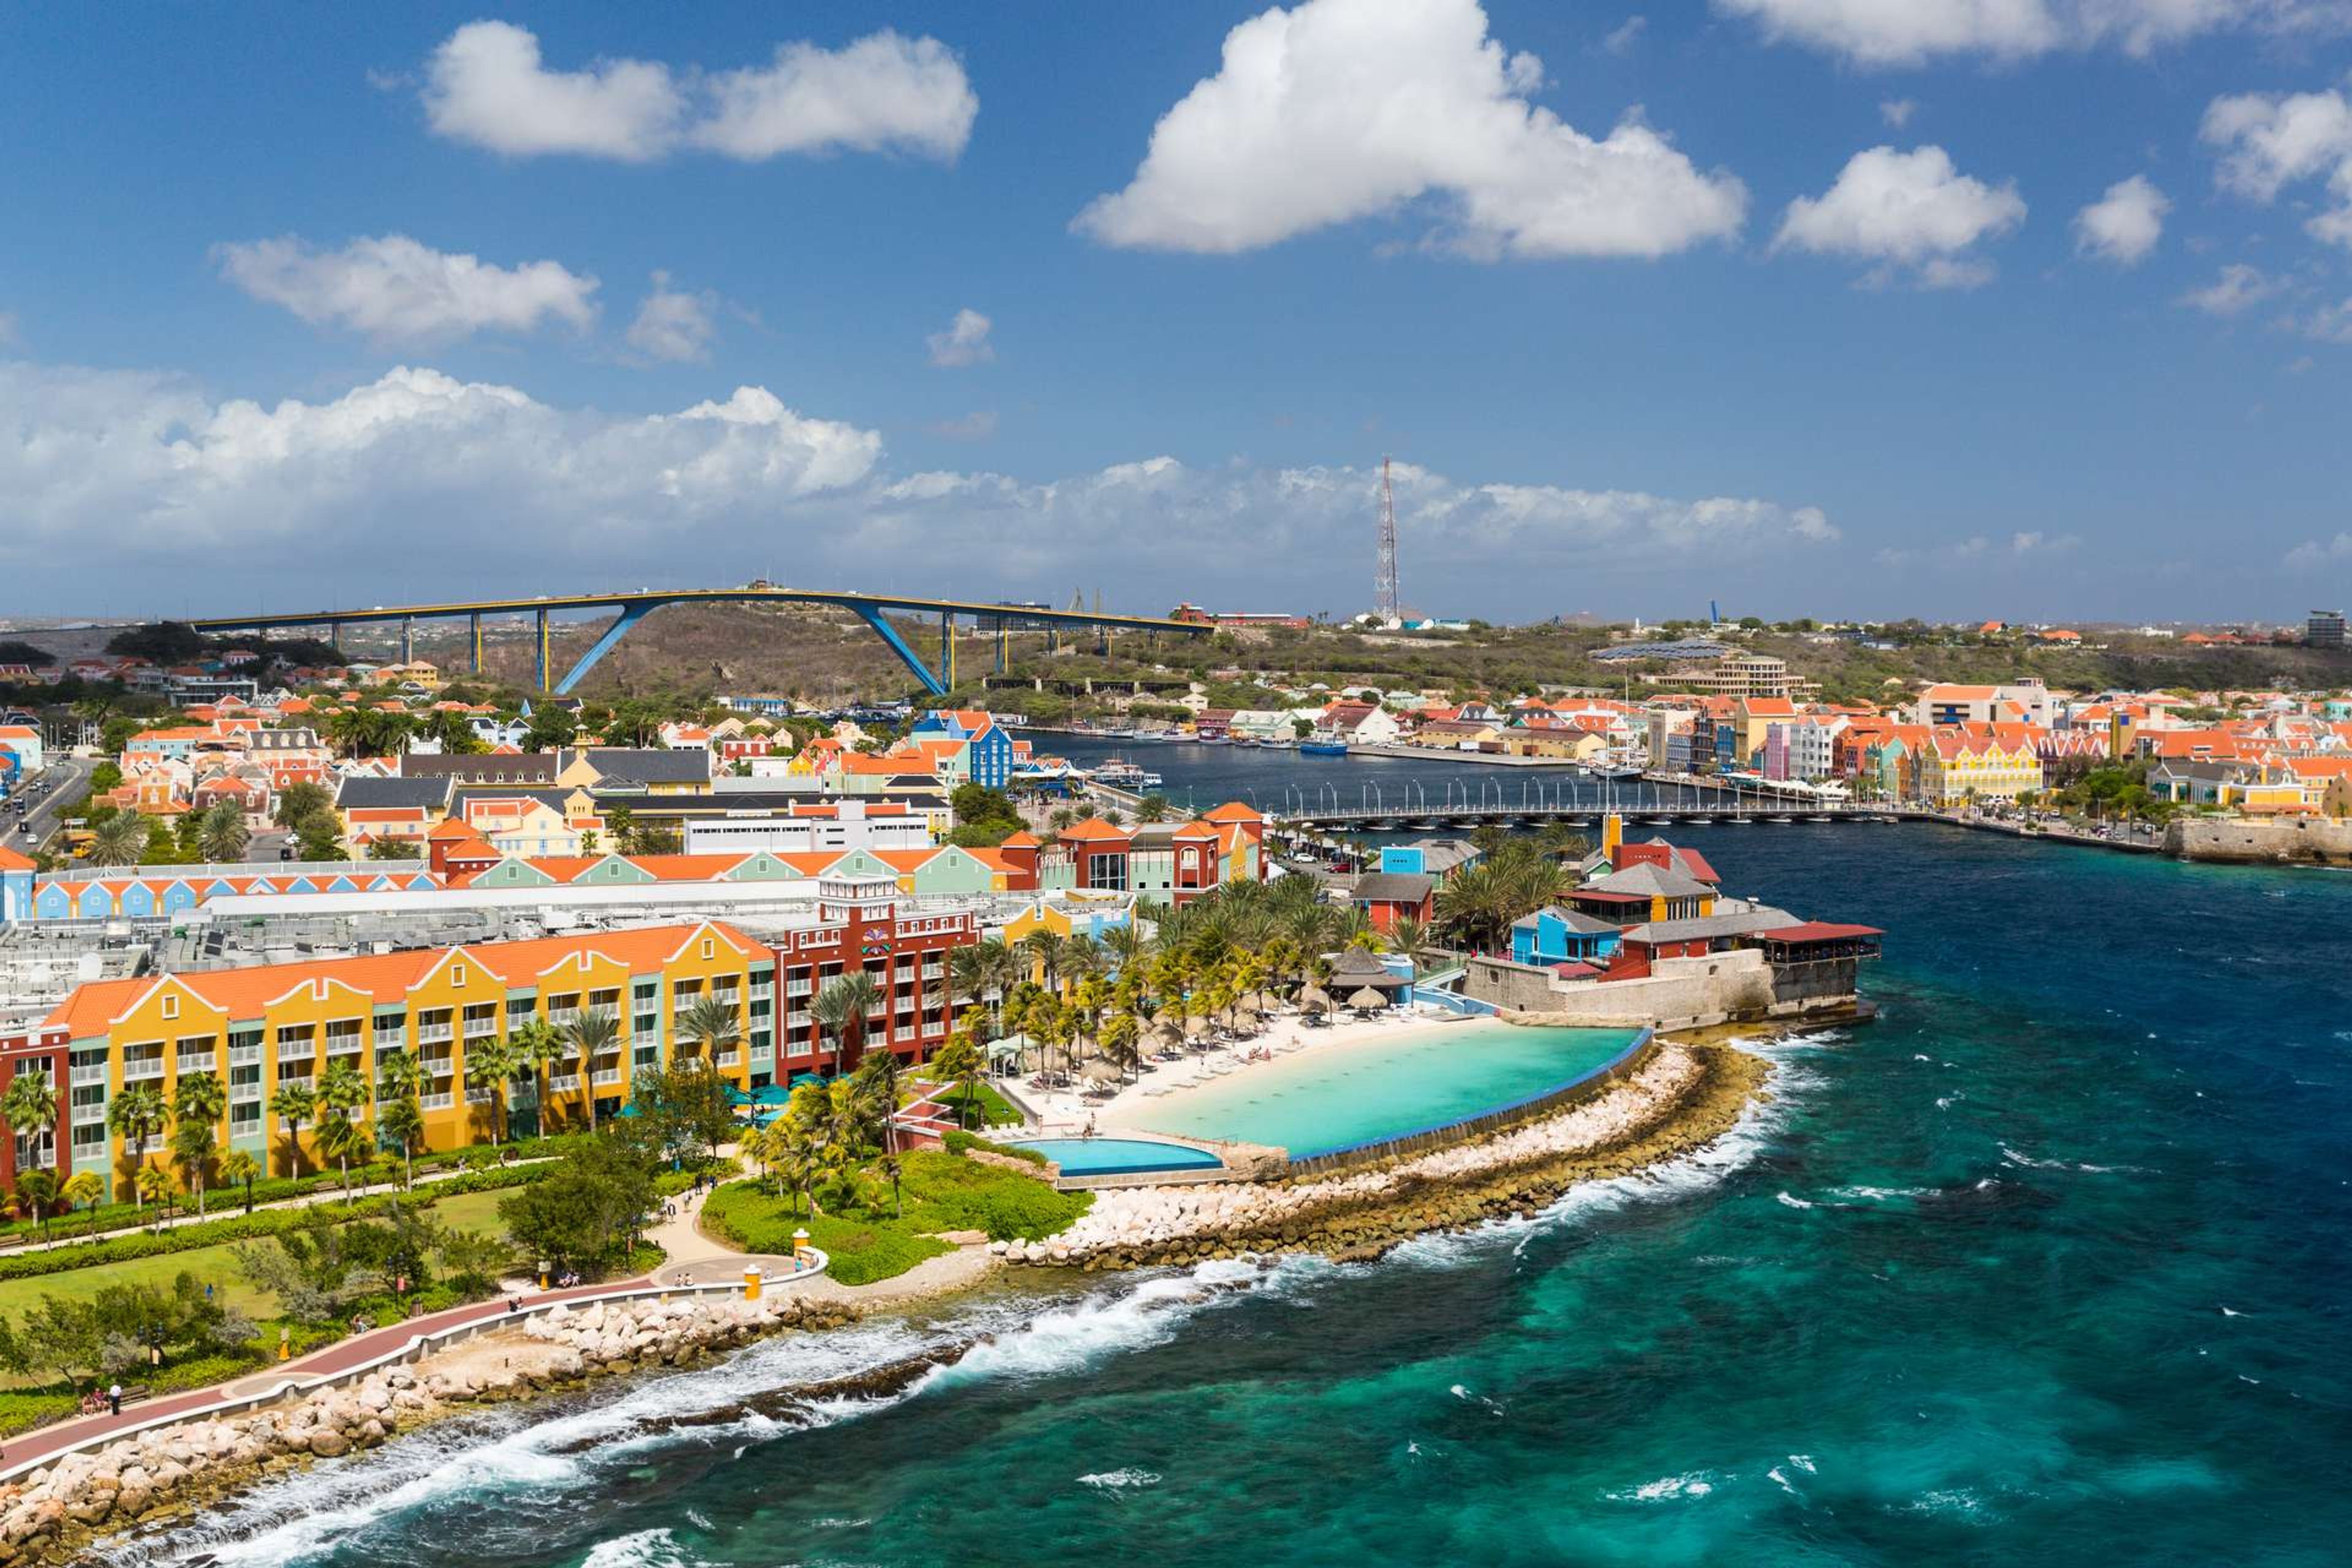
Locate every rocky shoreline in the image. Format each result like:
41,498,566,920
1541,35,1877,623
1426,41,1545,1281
0,1291,864,1567
992,1041,1766,1271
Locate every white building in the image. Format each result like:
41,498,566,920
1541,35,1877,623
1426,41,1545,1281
682,799,933,857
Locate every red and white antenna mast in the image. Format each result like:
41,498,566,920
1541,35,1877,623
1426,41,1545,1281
1374,455,1400,623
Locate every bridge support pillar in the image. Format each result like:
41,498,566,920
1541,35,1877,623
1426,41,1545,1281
843,602,948,696
535,609,551,692
399,617,413,665
469,613,483,676
940,613,952,696
329,620,341,654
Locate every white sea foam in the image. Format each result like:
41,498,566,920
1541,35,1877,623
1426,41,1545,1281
1607,1471,1717,1502
1904,1487,1993,1523
1776,1191,1815,1209
580,1528,705,1568
1078,1468,1162,1489
1789,1453,1817,1473
2221,1306,2245,1317
1828,1186,1935,1202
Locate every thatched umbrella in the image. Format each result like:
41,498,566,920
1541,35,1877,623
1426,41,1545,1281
1298,986,1333,1015
1348,986,1389,1014
1184,1015,1216,1039
1079,1060,1123,1085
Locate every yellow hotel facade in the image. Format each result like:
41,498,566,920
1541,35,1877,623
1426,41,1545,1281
26,921,774,1193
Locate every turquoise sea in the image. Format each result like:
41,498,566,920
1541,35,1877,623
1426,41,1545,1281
105,819,2352,1567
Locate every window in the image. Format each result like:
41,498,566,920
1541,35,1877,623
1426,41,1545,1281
700,938,715,960
160,993,179,1021
450,963,466,988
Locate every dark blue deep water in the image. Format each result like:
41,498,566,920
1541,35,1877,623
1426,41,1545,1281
114,756,2352,1568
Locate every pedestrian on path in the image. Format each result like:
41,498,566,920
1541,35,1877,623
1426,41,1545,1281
107,1384,121,1417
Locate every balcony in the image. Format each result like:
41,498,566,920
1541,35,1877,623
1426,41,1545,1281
417,1022,454,1044
922,963,944,981
419,1091,454,1111
749,982,774,1001
326,1035,363,1055
548,1073,582,1093
592,1068,623,1087
715,1049,741,1068
464,1085,495,1105
462,1019,499,1041
228,1044,263,1068
374,1032,405,1053
123,1058,165,1082
230,1082,261,1102
276,1040,315,1062
70,1063,108,1087
786,979,813,998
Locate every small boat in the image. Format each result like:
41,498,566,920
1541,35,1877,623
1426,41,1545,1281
1585,761,1644,780
1091,757,1163,788
1298,740,1351,757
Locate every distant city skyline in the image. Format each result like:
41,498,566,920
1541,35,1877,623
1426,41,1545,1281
4,1,2352,620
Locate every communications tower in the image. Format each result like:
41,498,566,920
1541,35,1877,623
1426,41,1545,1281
1374,456,1400,624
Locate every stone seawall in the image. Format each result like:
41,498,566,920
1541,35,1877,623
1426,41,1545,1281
2165,817,2352,867
0,1292,858,1566
997,1042,1765,1272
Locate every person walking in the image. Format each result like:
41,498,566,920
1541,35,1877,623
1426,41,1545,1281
107,1383,122,1417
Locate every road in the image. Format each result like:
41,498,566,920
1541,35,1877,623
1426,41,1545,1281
1,756,94,855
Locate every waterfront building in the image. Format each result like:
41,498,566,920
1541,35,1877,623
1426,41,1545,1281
1920,730,2045,804
681,799,932,858
1349,871,1436,933
907,709,1017,788
2,883,976,1195
1509,907,1623,969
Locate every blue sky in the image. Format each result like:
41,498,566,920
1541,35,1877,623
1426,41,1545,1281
3,1,2350,624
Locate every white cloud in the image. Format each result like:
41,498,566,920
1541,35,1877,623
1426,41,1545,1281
2304,296,2352,342
1072,0,1747,259
423,21,684,160
214,234,599,342
2073,174,2169,264
2011,530,2081,554
1879,97,1917,127
1602,15,1648,53
695,31,977,160
2200,86,2352,250
625,273,719,363
2177,262,2283,315
420,20,974,164
1717,0,2352,66
926,309,995,368
2284,532,2352,567
1773,145,2025,287
0,360,1834,609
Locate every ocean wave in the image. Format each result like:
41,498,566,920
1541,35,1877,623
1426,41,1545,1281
1902,1487,1995,1524
2000,1145,2145,1175
1826,1185,1937,1202
1605,1471,1718,1502
1776,1191,1815,1209
579,1528,707,1568
1078,1468,1163,1489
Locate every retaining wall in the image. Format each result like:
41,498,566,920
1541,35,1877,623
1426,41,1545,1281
1283,1032,1656,1178
2165,816,2352,866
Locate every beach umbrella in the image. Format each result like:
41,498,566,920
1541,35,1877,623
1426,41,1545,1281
788,1071,827,1088
723,1085,753,1106
1184,1015,1216,1039
1299,987,1332,1014
984,1038,1026,1063
751,1083,791,1106
1348,986,1389,1012
1079,1060,1122,1084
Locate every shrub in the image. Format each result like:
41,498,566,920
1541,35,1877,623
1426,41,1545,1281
943,1130,1046,1166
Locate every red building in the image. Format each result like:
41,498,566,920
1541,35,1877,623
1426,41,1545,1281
0,1021,67,1194
766,879,978,1074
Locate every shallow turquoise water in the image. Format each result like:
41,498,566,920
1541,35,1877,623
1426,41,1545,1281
105,825,2352,1568
1133,1022,1646,1156
1012,1137,1225,1176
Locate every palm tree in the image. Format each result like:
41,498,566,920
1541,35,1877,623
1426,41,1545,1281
90,811,148,867
315,1112,369,1203
1020,929,1067,994
677,995,741,1071
170,1069,228,1216
930,1030,984,1130
853,1045,907,1156
12,1169,60,1238
509,1017,566,1138
1385,916,1432,992
948,943,995,1016
316,1061,370,1197
464,1031,519,1144
1136,794,1170,823
105,1083,167,1213
1099,1011,1142,1082
812,971,881,1077
217,1148,260,1214
560,1009,621,1133
62,1169,103,1218
377,1096,424,1189
134,1163,174,1222
197,800,251,863
375,1046,423,1105
267,1081,316,1178
774,1110,824,1218
1,1071,59,1174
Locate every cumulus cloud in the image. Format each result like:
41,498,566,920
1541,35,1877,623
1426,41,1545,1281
1717,0,2352,66
2073,174,2169,264
2177,262,2283,315
421,20,974,164
1072,0,1747,259
625,273,719,363
1773,145,2025,287
2201,85,2352,250
214,234,599,342
0,360,1835,611
926,309,995,367
1879,97,1917,127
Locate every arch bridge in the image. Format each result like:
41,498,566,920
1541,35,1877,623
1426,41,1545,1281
187,587,1209,696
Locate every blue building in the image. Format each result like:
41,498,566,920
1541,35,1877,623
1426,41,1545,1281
1509,907,1624,970
910,709,1016,789
0,845,32,925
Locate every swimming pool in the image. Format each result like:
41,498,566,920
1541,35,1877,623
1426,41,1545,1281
1134,1023,1647,1161
1012,1137,1228,1178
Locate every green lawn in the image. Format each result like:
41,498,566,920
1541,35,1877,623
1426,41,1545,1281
703,1149,1088,1286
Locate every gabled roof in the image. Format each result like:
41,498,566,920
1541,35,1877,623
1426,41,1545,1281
1056,819,1133,843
